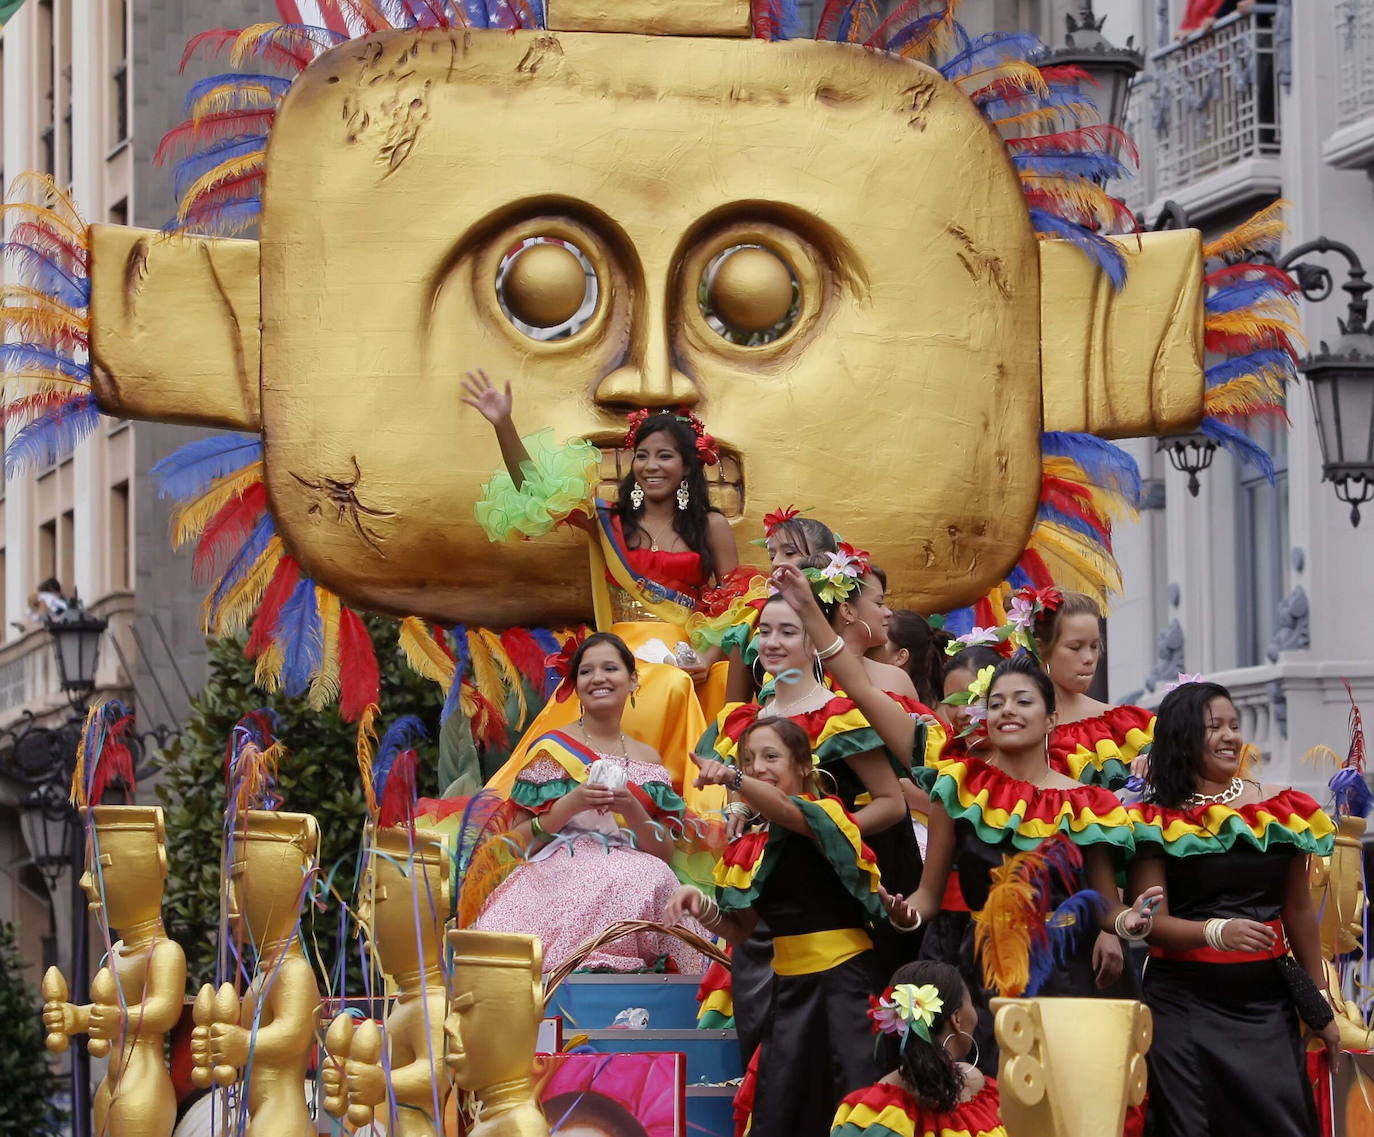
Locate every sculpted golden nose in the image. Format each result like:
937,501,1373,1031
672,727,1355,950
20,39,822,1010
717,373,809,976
593,289,698,409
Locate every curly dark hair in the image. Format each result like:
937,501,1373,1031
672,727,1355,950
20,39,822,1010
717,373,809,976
885,960,969,1113
987,651,1056,715
1145,681,1235,808
616,413,721,579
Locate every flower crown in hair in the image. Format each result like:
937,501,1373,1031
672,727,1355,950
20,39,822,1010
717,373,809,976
942,663,996,732
1007,586,1063,657
623,407,719,467
762,505,800,536
868,983,944,1045
801,542,870,604
544,631,586,703
1162,672,1205,693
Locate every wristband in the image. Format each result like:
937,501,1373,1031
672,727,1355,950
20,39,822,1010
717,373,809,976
889,908,923,934
530,816,547,841
817,636,845,661
1114,907,1151,942
731,767,745,792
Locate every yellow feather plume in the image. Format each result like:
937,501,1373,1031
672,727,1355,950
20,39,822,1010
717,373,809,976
0,304,87,346
1028,524,1121,606
205,535,282,636
176,150,266,224
399,617,456,689
0,370,95,397
988,102,1096,133
254,639,285,692
231,738,286,813
974,849,1042,997
952,60,1049,101
3,173,86,232
1018,174,1125,230
1041,456,1139,522
1205,374,1289,418
356,703,381,816
228,22,289,67
1203,199,1289,263
465,629,507,712
170,462,265,548
308,587,342,710
0,285,87,322
477,628,526,724
189,80,284,122
458,822,529,929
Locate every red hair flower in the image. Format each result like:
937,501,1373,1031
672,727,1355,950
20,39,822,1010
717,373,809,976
543,631,586,702
762,505,800,536
623,407,720,467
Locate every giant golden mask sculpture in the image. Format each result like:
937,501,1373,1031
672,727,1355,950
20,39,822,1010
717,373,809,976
87,0,1202,623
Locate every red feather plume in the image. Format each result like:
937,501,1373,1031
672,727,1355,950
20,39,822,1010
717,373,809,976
499,627,548,689
377,748,418,828
246,555,300,658
154,108,279,166
193,481,268,582
338,607,380,723
88,713,135,806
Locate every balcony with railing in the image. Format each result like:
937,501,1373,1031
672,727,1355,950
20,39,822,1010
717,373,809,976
1326,0,1374,168
1130,7,1281,218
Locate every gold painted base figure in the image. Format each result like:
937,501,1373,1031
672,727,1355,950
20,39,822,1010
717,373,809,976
42,805,186,1137
323,825,452,1137
445,931,550,1137
192,811,321,1137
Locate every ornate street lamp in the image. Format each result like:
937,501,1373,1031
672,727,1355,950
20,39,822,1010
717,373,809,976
46,600,107,705
1276,240,1374,526
1040,0,1145,138
1157,431,1217,497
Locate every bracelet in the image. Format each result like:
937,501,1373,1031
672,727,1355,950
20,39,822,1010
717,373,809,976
722,802,752,818
889,908,923,934
731,767,745,792
1203,918,1232,951
693,889,721,927
530,815,547,840
1114,907,1151,942
817,636,845,661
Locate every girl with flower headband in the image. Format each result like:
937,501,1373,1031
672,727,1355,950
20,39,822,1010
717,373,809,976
461,372,737,812
1029,591,1154,789
667,716,887,1137
472,632,710,974
832,961,1006,1137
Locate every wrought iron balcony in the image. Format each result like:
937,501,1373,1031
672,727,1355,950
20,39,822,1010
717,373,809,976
1136,7,1281,208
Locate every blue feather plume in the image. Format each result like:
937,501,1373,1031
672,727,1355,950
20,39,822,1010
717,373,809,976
1205,348,1296,388
0,342,89,379
936,31,1042,81
174,197,263,237
941,606,976,637
528,627,562,696
207,512,276,613
1038,502,1109,546
439,626,470,724
151,434,263,502
183,73,292,113
1028,209,1127,289
4,395,100,477
1046,889,1106,972
1206,278,1294,316
277,577,322,698
1013,152,1128,181
377,716,429,773
1041,432,1143,505
171,134,268,202
1,244,90,307
1330,767,1373,820
1199,417,1276,482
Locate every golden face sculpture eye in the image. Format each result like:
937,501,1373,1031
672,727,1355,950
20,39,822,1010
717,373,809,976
497,238,599,340
700,244,800,344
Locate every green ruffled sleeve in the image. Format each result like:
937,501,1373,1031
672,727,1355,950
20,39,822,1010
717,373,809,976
474,429,599,543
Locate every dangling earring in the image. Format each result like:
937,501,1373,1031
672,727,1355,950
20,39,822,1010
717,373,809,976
676,480,690,511
942,1030,980,1070
631,686,638,709
630,483,645,510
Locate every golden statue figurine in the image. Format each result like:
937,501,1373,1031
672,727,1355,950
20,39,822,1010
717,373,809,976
1310,813,1371,1050
322,822,453,1137
191,809,321,1137
41,804,186,1137
992,997,1152,1137
445,930,550,1137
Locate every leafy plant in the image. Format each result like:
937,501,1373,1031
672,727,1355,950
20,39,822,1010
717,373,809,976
157,618,444,992
0,922,65,1135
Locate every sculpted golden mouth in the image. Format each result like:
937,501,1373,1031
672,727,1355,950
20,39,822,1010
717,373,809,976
592,437,744,519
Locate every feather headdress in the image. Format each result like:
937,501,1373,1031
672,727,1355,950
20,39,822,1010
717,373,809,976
224,708,286,813
69,700,136,809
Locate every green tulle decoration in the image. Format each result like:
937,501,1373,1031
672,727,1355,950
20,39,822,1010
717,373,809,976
475,429,599,542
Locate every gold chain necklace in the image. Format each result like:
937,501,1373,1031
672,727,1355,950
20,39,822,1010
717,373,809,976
579,719,629,763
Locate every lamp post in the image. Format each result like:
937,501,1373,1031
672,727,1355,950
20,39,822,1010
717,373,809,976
0,597,107,1137
1040,0,1145,139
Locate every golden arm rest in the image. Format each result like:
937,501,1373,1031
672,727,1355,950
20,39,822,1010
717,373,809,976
87,223,262,431
1040,228,1205,439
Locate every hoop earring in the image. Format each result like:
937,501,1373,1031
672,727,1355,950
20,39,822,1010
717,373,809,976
858,619,874,643
751,655,767,690
676,480,690,511
630,483,645,510
942,1030,979,1070
813,652,826,685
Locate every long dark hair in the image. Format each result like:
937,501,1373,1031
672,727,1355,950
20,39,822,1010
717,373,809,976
987,652,1057,715
887,610,947,706
738,715,821,796
886,960,968,1113
944,645,1003,686
771,516,836,559
1145,681,1234,808
615,413,720,579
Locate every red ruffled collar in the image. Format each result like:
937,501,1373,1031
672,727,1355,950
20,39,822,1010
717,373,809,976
840,1078,1003,1133
1049,704,1153,761
1133,786,1324,826
952,756,1124,815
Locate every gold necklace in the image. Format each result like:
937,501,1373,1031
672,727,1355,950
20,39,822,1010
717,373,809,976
579,719,629,762
767,681,826,718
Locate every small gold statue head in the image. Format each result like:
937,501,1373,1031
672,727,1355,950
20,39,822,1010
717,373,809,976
358,825,451,980
227,810,319,948
78,805,168,930
444,930,543,1093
